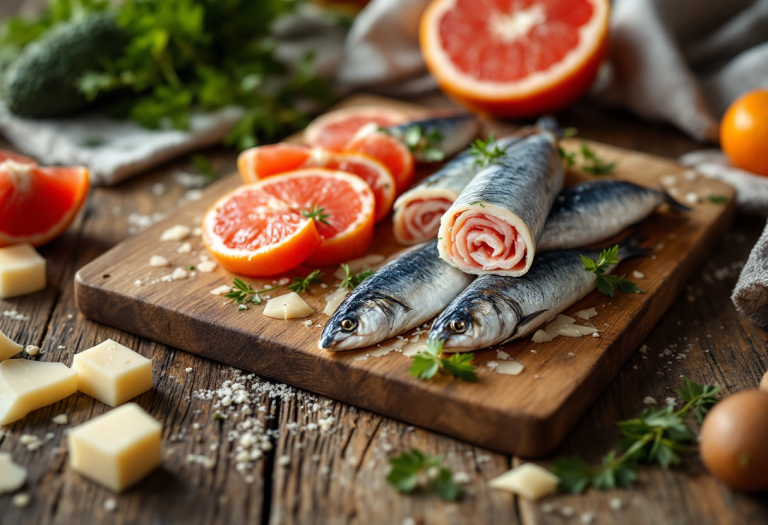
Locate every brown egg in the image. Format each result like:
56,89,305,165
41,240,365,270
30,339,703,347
700,389,768,492
760,371,768,393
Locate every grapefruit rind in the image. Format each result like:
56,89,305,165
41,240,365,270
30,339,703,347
420,0,610,115
0,165,89,247
304,105,410,151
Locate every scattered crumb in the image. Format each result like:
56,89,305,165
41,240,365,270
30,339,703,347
150,255,170,267
177,242,192,254
684,192,699,205
660,175,677,187
633,270,645,279
52,414,68,425
643,396,658,405
104,498,117,512
185,368,193,373
496,361,524,376
277,455,290,466
12,493,30,508
197,260,217,273
580,511,595,524
25,345,40,356
665,397,677,406
210,285,231,296
160,225,191,242
609,497,622,510
169,268,188,281
453,471,471,484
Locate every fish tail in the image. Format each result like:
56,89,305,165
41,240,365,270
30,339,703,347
663,191,692,212
616,232,652,261
534,115,560,134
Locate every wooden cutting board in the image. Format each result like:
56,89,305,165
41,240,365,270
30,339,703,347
74,95,735,457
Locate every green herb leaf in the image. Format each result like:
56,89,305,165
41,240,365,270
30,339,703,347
191,154,219,183
389,125,445,162
552,377,719,493
469,134,506,167
302,206,331,226
707,195,728,204
558,146,577,168
287,269,323,295
581,245,643,297
408,339,477,383
441,353,478,382
338,263,374,290
386,448,462,501
579,143,616,175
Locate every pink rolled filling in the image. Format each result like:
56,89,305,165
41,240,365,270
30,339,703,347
449,211,527,271
395,198,453,244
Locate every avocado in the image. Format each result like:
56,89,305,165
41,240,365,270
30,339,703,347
1,12,127,118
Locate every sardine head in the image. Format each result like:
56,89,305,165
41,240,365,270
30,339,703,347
430,291,519,351
319,292,408,350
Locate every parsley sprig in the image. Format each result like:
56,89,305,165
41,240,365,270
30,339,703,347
302,206,330,226
387,448,463,501
707,195,728,204
225,270,322,306
386,125,444,162
409,340,478,382
581,245,644,297
580,143,616,175
557,130,615,175
552,377,720,493
469,134,506,167
338,264,373,290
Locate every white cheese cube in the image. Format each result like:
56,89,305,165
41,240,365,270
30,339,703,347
0,359,77,425
0,452,27,494
488,463,559,500
72,339,152,407
0,244,46,299
68,403,162,492
263,292,314,319
0,329,22,361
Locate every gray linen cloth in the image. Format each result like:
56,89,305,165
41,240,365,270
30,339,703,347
681,151,768,327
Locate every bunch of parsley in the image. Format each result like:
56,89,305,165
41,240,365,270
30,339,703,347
0,0,336,149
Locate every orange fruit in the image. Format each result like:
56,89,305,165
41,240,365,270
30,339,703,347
238,143,396,223
304,105,409,151
345,126,415,195
721,89,768,177
420,0,610,117
203,169,375,276
0,152,89,247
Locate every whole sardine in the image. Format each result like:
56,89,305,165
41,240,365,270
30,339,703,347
385,113,481,162
438,126,563,277
320,241,475,350
538,180,690,250
429,238,648,351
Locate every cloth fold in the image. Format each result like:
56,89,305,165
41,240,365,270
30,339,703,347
733,220,768,328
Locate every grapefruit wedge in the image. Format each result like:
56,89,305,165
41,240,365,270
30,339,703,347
345,125,415,196
0,153,89,247
304,105,409,152
203,169,375,276
238,143,396,223
420,0,610,117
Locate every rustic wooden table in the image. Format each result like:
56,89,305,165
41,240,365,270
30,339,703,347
2,3,768,524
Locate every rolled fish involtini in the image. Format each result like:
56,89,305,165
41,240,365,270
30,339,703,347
438,130,563,276
393,136,524,245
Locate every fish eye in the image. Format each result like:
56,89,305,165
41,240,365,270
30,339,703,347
340,318,357,332
450,319,467,333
